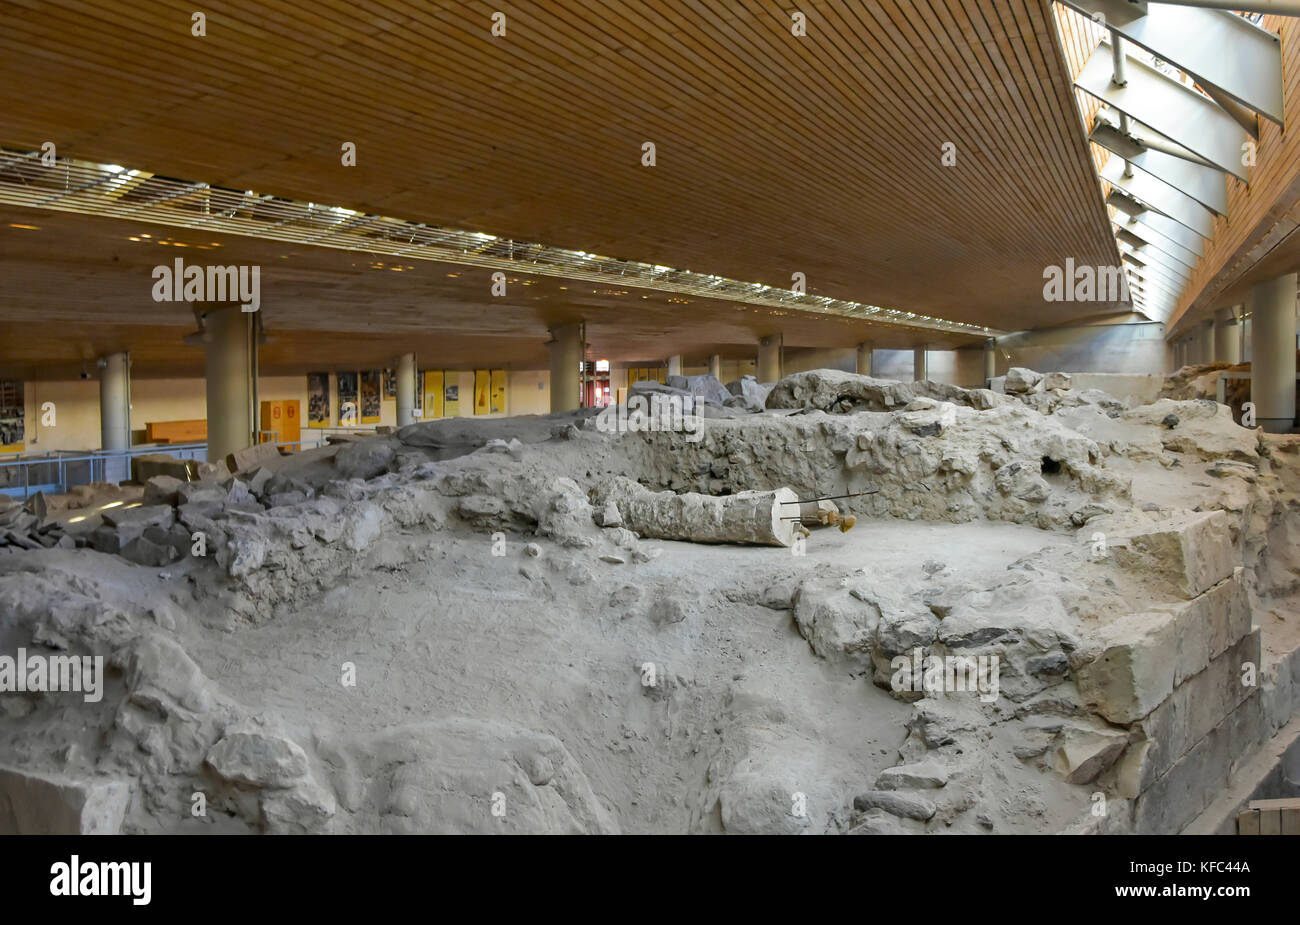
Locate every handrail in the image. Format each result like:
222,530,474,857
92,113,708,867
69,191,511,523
0,441,301,500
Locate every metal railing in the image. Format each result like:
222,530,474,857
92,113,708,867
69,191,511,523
0,441,299,500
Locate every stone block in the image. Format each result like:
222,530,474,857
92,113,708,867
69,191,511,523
101,504,175,530
1112,510,1235,600
1262,645,1300,735
1133,688,1268,834
1133,718,1230,834
1053,727,1128,784
1151,568,1250,686
130,454,193,483
142,474,186,507
1075,610,1176,723
1128,629,1261,794
226,441,282,475
0,766,131,834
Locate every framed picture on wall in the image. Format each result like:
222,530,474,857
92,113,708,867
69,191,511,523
337,371,359,426
0,380,24,452
383,368,396,398
422,370,444,419
360,370,382,423
306,372,329,428
473,369,489,415
444,379,460,416
490,369,506,415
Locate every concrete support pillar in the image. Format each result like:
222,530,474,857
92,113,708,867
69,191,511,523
98,352,131,452
856,342,873,377
1164,340,1175,373
396,352,417,427
548,322,583,413
1214,307,1241,365
667,354,683,378
204,307,255,464
1248,273,1297,433
983,339,996,383
757,335,782,382
1199,322,1215,365
708,354,722,381
913,345,928,382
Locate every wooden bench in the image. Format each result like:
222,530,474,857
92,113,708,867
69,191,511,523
144,420,207,444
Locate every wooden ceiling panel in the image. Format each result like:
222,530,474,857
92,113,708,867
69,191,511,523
0,0,1120,340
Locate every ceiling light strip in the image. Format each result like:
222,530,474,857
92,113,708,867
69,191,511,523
0,149,998,338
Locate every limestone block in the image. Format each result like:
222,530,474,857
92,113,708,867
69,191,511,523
1127,629,1261,794
101,504,175,530
130,453,193,483
1075,611,1176,723
226,441,282,475
1177,629,1260,758
1053,728,1128,784
0,767,131,834
1004,368,1043,394
1112,510,1235,600
1132,715,1229,834
1132,686,1265,834
142,474,186,506
1151,568,1250,686
1262,645,1300,735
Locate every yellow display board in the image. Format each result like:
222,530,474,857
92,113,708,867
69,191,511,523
422,370,444,419
627,366,667,385
490,369,507,415
473,369,490,415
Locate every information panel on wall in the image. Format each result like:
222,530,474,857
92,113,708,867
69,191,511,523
0,380,23,453
306,372,329,429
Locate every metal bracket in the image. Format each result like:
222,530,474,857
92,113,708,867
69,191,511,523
1076,42,1252,181
1102,157,1215,240
1060,0,1283,125
1091,114,1227,214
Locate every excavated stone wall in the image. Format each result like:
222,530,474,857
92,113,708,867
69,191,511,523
1,367,1298,834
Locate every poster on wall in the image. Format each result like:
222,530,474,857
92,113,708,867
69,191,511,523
490,369,506,415
383,368,396,398
0,380,24,453
473,369,490,416
422,370,443,419
360,370,382,424
306,372,330,428
444,377,460,417
337,371,359,426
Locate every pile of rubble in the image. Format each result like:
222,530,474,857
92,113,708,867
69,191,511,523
0,495,75,552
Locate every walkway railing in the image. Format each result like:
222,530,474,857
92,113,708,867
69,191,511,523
0,441,299,500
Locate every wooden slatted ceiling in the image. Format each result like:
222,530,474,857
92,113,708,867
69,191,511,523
0,206,979,379
0,0,1120,335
